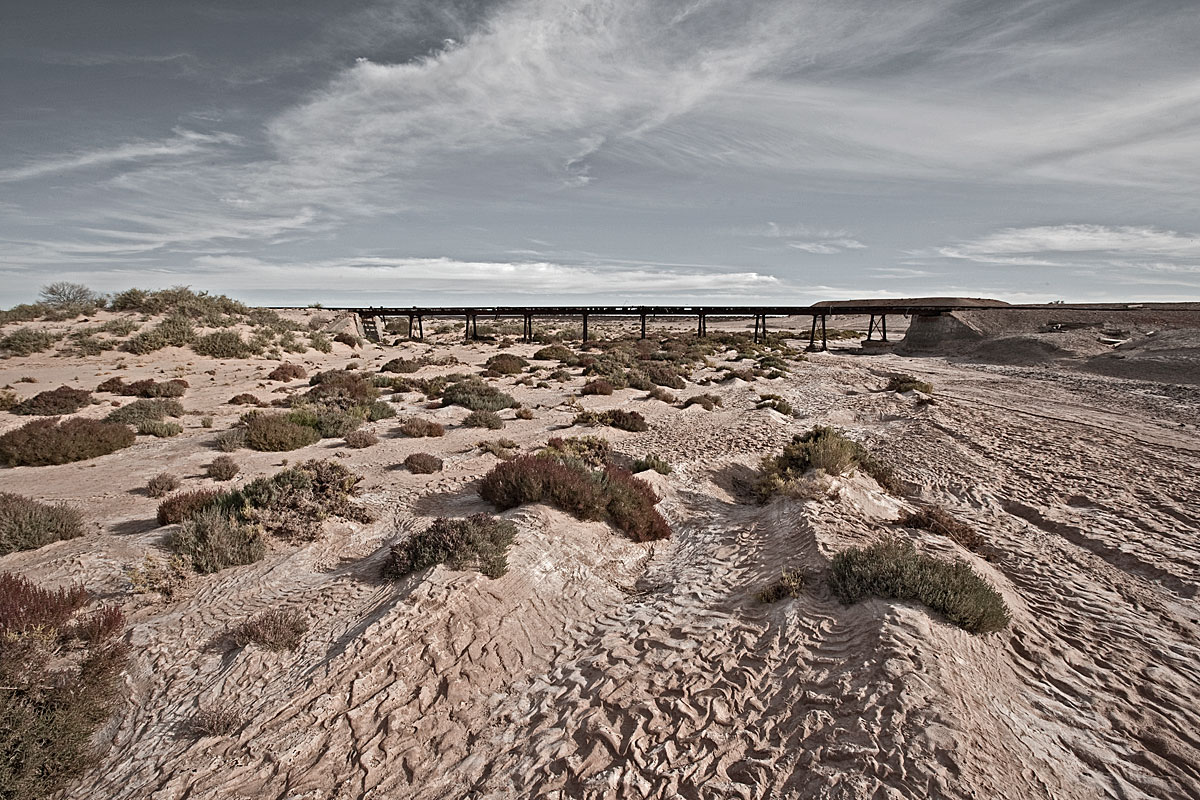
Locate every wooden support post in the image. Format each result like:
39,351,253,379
808,315,817,351
867,314,876,341
640,313,646,340
408,315,414,339
465,314,471,342
417,316,423,340
881,315,887,342
472,315,478,339
820,315,828,351
582,314,589,343
753,314,760,343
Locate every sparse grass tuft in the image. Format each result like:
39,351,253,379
632,454,672,475
137,420,183,437
899,505,984,551
756,569,804,603
886,373,933,394
541,435,611,467
385,514,517,579
231,608,308,652
190,703,243,737
828,537,1009,634
404,453,443,474
0,417,135,466
0,493,85,556
126,554,191,599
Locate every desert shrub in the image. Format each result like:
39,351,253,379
477,438,519,459
126,554,191,598
157,488,223,525
581,379,614,396
756,394,793,415
146,472,181,498
886,373,933,394
0,572,127,799
344,430,379,448
200,416,214,428
12,386,91,416
228,393,261,405
267,362,307,382
463,410,504,429
333,331,362,348
485,353,528,375
380,357,423,374
214,428,247,452
289,403,366,438
65,333,113,356
121,329,168,354
632,455,671,475
541,435,611,467
171,506,265,573
532,344,576,363
0,493,85,556
385,514,516,580
0,417,135,466
190,703,243,737
243,413,321,451
101,318,139,336
154,315,197,348
399,417,445,438
192,331,258,359
646,386,676,403
0,389,17,411
0,327,58,356
207,455,240,481
366,400,395,421
39,282,102,314
722,367,757,382
99,377,187,398
304,371,379,408
404,453,443,474
515,407,534,420
548,369,572,382
137,420,182,437
682,393,722,411
828,537,1010,634
224,459,370,541
441,378,517,412
756,569,804,603
573,409,648,432
231,608,308,652
646,364,686,390
308,332,332,353
105,398,184,426
756,426,873,501
899,505,983,551
479,454,669,542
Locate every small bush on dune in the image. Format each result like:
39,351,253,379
441,378,517,412
207,455,239,481
632,454,671,475
756,394,793,415
12,385,91,416
333,332,361,348
404,453,443,474
899,505,983,551
228,393,261,405
385,514,517,579
226,459,370,541
308,332,332,353
126,554,191,599
304,371,379,408
157,488,223,525
146,472,181,498
0,327,58,356
285,403,366,438
399,417,444,438
0,417,135,466
756,569,804,603
756,426,890,501
532,344,576,363
192,331,259,359
828,537,1010,634
231,608,308,652
344,429,379,448
0,493,85,556
682,393,722,411
214,428,247,452
886,373,933,394
477,438,519,459
463,410,504,429
267,363,307,382
106,398,184,426
190,703,243,737
100,378,187,398
0,389,18,411
171,506,265,573
137,420,183,437
646,364,686,390
601,466,671,542
541,435,611,467
646,386,676,404
380,357,423,374
515,406,534,420
573,409,648,432
243,412,322,451
581,379,614,396
485,353,528,375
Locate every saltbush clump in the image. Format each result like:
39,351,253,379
12,385,92,416
207,455,240,481
224,459,370,541
385,514,517,579
485,353,528,375
573,409,648,432
0,493,85,556
267,363,307,382
404,453,443,474
137,420,183,437
682,393,722,411
886,373,933,394
242,412,322,451
479,454,669,542
399,417,445,438
146,472,181,498
756,394,793,415
463,410,504,430
477,438,519,459
541,435,611,467
0,417,136,466
227,393,261,406
192,331,259,359
0,327,58,356
581,378,614,396
755,426,903,500
171,506,265,573
646,386,676,404
344,429,379,448
96,377,187,398
380,357,424,374
632,454,672,475
105,398,184,426
157,488,223,525
828,536,1010,634
441,378,517,412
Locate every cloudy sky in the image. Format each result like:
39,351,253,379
2,0,1199,306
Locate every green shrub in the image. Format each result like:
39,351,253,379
231,608,308,651
267,362,307,382
646,364,686,390
122,329,168,354
829,537,1009,634
137,420,182,437
0,389,18,411
404,453,443,474
0,572,127,800
886,373,933,394
206,455,239,481
399,417,445,438
225,459,370,541
756,569,804,603
243,413,321,451
485,353,528,375
12,386,91,416
385,514,516,579
463,410,504,429
214,428,247,452
581,379,614,395
0,493,85,556
192,331,258,359
479,454,669,542
101,318,139,336
632,454,671,475
682,393,722,411
532,345,576,363
441,378,517,412
171,506,265,573
157,488,223,525
540,436,611,467
899,505,983,551
344,430,379,448
154,315,196,347
573,409,648,432
308,332,332,353
0,328,58,356
756,426,879,500
146,472,181,498
106,398,184,426
0,418,135,466
366,400,395,421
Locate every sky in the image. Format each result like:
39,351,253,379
2,0,1199,306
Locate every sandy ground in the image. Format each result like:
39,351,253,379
1,310,1198,800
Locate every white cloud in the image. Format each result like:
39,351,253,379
0,129,239,183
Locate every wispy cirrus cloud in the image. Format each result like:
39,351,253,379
0,129,239,184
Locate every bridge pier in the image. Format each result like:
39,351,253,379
867,314,888,342
640,312,647,340
523,314,533,342
807,315,828,352
582,313,589,343
697,313,707,337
